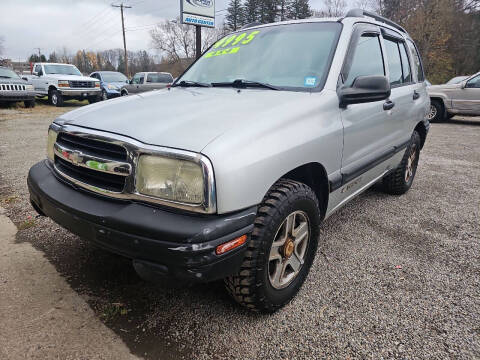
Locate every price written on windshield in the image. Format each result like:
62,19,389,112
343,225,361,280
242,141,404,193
205,31,260,59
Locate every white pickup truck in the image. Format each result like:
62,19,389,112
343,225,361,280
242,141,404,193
29,63,101,106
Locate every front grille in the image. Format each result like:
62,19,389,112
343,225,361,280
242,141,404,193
55,133,128,193
0,84,26,91
69,80,95,88
55,156,126,192
57,133,127,162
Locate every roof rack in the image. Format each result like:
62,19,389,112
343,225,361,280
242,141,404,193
345,8,406,34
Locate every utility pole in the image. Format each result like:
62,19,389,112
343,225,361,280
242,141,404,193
195,26,201,59
112,3,132,77
34,48,41,59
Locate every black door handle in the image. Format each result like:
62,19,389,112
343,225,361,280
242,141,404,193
413,90,420,100
383,100,395,111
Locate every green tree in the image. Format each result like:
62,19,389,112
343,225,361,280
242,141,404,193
244,0,260,23
48,52,58,63
28,54,47,63
226,0,245,30
287,0,312,19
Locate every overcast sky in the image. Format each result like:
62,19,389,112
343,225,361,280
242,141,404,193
1,0,333,61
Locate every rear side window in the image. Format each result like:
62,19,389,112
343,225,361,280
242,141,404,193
147,73,173,83
384,39,403,86
345,34,385,86
406,40,425,82
399,43,412,83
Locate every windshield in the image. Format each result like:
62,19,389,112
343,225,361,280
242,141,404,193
0,68,20,79
102,72,127,82
446,76,468,84
44,64,82,76
178,22,341,91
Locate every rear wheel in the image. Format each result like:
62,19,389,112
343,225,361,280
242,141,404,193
225,179,321,313
427,100,445,122
121,90,128,96
382,131,421,195
49,90,63,107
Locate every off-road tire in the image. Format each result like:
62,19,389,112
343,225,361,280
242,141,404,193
49,90,63,107
224,179,321,313
429,100,445,123
24,99,35,108
382,131,421,195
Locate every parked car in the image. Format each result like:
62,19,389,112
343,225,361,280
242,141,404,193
446,76,469,85
427,71,480,122
89,71,128,101
0,66,36,107
28,9,429,312
30,63,101,106
120,72,173,96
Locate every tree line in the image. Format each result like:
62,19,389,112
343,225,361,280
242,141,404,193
225,0,312,30
27,48,157,76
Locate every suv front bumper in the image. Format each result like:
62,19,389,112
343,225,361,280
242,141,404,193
59,89,101,97
0,90,36,102
28,160,256,282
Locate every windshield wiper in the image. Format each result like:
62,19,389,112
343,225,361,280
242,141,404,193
211,79,279,90
173,80,211,88
0,76,12,78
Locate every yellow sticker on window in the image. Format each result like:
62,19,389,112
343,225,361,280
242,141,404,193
208,31,260,58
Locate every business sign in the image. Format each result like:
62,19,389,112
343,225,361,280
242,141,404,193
181,0,215,28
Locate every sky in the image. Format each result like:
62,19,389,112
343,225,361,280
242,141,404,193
1,0,331,61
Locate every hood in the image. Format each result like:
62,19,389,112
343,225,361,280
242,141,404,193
0,77,28,84
45,74,97,82
428,83,461,91
103,81,127,88
56,87,320,152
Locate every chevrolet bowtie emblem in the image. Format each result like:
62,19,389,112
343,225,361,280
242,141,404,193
70,150,83,166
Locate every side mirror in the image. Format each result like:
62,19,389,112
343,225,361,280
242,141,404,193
32,71,37,76
339,75,391,108
37,70,43,77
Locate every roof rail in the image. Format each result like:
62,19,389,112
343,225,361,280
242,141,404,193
240,22,263,30
345,8,406,33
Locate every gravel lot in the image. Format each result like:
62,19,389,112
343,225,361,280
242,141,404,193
0,102,479,359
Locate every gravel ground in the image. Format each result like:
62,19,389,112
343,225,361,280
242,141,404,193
0,102,479,359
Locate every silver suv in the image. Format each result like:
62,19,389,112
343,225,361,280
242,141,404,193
28,9,429,312
428,72,480,122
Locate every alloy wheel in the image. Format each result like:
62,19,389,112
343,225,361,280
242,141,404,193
405,144,417,183
268,210,310,289
427,104,437,120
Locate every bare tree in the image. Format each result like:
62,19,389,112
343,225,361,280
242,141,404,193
321,0,347,16
150,20,222,62
0,36,5,59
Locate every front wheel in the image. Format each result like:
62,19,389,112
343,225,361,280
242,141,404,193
427,100,445,123
382,130,421,195
225,179,321,313
49,90,63,107
24,99,35,108
101,90,108,101
88,95,100,104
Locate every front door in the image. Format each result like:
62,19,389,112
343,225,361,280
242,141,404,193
451,74,480,115
339,24,391,184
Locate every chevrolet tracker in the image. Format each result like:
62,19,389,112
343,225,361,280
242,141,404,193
28,9,430,312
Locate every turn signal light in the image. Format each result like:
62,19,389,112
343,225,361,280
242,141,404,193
216,235,247,255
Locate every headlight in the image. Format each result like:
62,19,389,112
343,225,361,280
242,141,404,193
136,155,204,204
107,84,119,90
25,84,34,91
58,80,69,88
47,128,58,162
95,81,100,88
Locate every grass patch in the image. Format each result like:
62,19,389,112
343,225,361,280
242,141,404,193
16,219,36,230
101,302,129,322
1,195,18,204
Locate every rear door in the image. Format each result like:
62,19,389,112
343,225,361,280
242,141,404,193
143,73,172,92
405,39,428,124
339,24,392,184
380,30,419,146
451,74,480,114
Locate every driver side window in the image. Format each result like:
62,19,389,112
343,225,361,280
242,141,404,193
466,75,480,88
344,34,385,87
132,74,142,84
34,65,42,74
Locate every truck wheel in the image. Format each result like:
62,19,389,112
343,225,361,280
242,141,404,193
24,99,35,108
225,179,321,313
427,100,444,123
49,90,63,107
382,130,421,195
88,95,100,104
